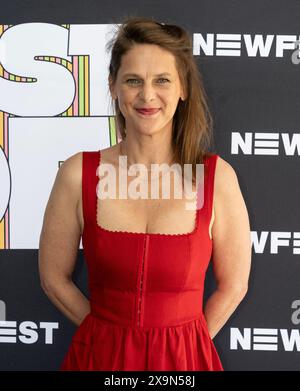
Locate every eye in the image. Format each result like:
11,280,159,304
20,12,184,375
157,78,170,84
126,78,140,84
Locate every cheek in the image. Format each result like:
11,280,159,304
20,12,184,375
165,92,181,110
163,86,180,101
120,89,137,104
118,91,138,115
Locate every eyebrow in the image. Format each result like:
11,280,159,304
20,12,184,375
122,73,172,78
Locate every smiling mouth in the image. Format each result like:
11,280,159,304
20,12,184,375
135,108,161,116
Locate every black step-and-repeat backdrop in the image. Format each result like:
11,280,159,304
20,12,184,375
0,0,299,371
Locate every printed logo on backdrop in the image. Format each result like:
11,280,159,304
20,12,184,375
0,300,6,321
0,23,117,250
0,320,59,344
0,300,59,344
251,231,300,255
0,23,206,250
193,33,300,59
230,300,300,352
231,132,300,155
194,35,300,157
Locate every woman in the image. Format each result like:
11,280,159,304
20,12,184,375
38,16,251,371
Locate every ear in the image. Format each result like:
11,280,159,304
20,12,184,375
108,75,117,100
180,87,186,101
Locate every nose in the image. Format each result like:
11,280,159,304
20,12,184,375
139,81,155,102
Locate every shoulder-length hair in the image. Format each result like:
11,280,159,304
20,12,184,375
106,16,215,184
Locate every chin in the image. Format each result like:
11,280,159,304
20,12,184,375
130,123,159,134
139,127,162,135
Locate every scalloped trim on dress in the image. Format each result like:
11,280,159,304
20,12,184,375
95,150,201,237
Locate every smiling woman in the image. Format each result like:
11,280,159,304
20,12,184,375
108,43,187,159
39,16,251,372
106,18,215,185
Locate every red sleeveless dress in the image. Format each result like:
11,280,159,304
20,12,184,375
60,150,223,371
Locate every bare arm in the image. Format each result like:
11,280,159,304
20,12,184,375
204,157,252,339
38,152,90,326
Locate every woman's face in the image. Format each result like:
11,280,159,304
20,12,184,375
109,43,185,136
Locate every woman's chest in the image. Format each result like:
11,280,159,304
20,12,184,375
96,182,199,235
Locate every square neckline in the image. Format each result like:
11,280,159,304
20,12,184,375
95,149,204,237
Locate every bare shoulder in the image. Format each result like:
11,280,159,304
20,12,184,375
212,155,247,229
214,155,240,195
53,151,83,212
59,151,83,182
212,154,250,236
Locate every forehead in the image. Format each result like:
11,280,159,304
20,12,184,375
118,44,178,75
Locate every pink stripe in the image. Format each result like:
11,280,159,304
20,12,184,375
4,113,8,155
73,56,78,115
4,112,9,248
3,27,10,247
